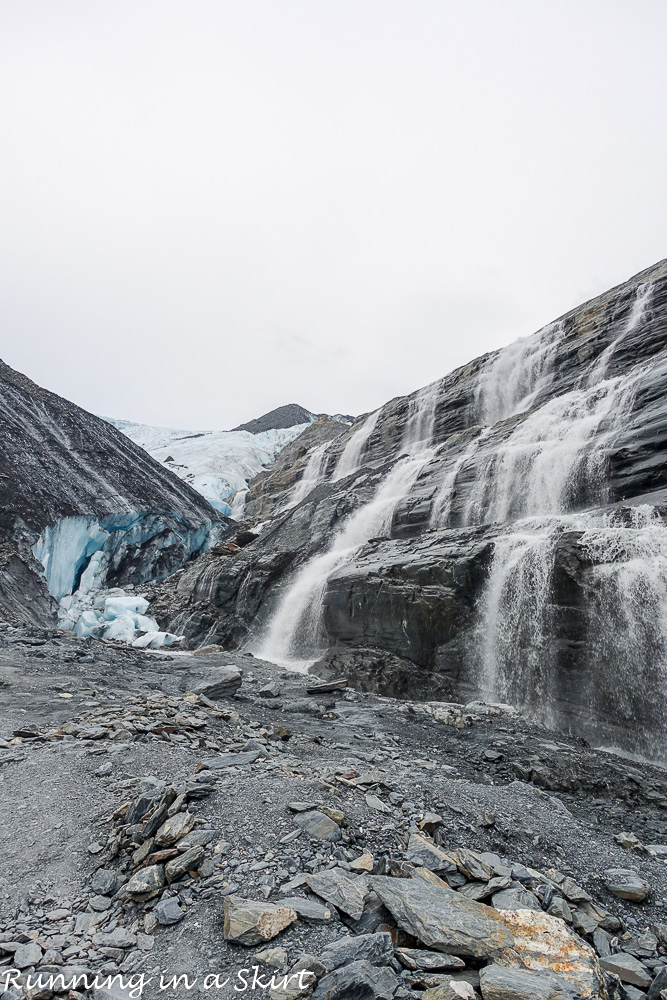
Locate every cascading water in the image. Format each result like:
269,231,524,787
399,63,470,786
476,519,560,725
254,383,439,669
285,442,330,509
579,506,667,749
587,281,654,387
332,408,381,481
467,314,667,751
473,321,563,426
463,370,642,527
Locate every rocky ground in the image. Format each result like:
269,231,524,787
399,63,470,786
0,624,666,999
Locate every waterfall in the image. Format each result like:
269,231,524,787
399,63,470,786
332,408,381,481
579,507,667,750
477,507,667,751
588,281,654,387
464,368,642,527
253,383,439,669
469,302,667,750
285,442,330,509
477,519,560,726
473,321,563,426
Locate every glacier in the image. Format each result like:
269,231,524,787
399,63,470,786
32,512,214,649
104,419,312,516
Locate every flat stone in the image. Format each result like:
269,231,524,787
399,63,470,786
287,801,318,812
155,896,185,926
89,894,112,911
307,870,369,920
259,682,281,697
294,810,341,843
154,810,195,847
599,953,652,990
203,750,263,769
320,932,394,971
312,959,398,1000
93,927,137,949
191,665,243,699
405,834,457,874
349,852,374,872
371,876,513,958
603,868,651,902
279,896,332,923
479,963,582,999
492,888,542,912
13,940,42,968
165,845,206,882
224,897,297,946
255,946,289,970
395,948,465,971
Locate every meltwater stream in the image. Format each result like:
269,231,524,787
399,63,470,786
254,384,439,669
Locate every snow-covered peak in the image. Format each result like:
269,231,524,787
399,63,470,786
103,418,311,515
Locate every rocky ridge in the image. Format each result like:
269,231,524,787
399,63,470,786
0,360,228,630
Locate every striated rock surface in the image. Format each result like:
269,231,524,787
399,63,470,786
156,260,667,755
0,359,227,625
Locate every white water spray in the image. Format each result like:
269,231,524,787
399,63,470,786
332,409,381,481
285,442,330,509
254,384,439,669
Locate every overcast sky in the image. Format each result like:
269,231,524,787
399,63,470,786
1,1,665,430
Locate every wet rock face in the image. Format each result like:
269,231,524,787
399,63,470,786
155,261,667,753
0,360,226,625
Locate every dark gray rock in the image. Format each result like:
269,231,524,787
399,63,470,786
603,869,651,903
295,810,342,843
203,750,263,769
479,963,582,999
192,666,243,699
313,959,398,1000
491,888,542,912
320,932,394,971
306,870,369,920
279,896,332,923
371,875,514,958
599,953,652,989
395,948,465,972
155,897,185,926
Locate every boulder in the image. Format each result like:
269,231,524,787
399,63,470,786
307,870,369,920
371,875,514,958
479,963,582,999
294,810,342,843
312,959,398,1000
497,909,601,997
603,869,651,902
320,932,394,971
599,953,652,990
191,665,243,699
224,897,297,946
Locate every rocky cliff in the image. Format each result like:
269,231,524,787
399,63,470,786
156,260,667,757
0,360,227,626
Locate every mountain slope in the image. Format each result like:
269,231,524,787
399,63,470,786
106,407,353,516
105,418,311,515
155,259,667,756
0,360,227,626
